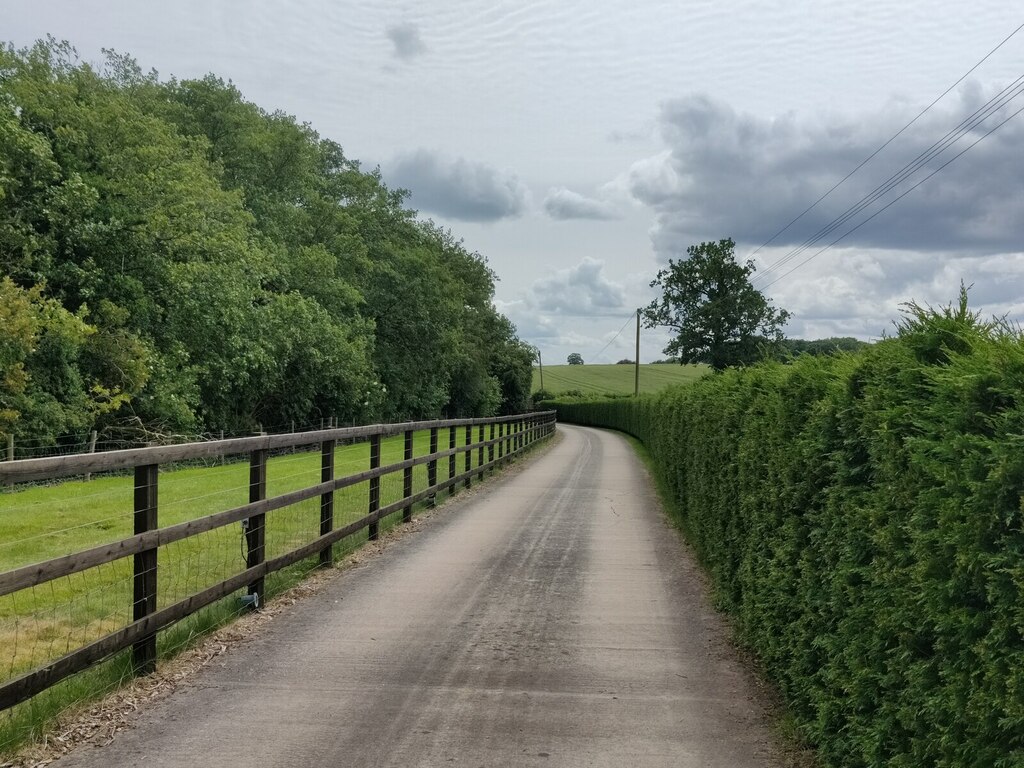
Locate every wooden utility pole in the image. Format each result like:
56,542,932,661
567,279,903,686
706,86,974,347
537,348,544,390
634,308,641,397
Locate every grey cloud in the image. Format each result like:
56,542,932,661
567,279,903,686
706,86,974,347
543,188,619,220
386,22,427,61
629,88,1024,259
532,257,625,315
385,150,528,222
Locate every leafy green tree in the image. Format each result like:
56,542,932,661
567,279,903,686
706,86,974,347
0,39,536,446
567,353,584,365
0,278,130,441
643,238,790,370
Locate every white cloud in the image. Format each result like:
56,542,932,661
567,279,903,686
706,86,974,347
543,188,619,220
761,245,1024,340
531,257,625,315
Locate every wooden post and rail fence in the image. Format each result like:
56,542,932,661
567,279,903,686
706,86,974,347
0,411,557,712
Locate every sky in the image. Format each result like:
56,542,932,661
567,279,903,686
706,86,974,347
2,1,1022,363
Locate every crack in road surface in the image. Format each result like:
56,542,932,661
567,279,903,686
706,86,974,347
55,425,789,768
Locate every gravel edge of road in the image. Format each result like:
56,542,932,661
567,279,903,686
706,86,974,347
3,433,564,768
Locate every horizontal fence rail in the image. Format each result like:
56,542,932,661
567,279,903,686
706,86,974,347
0,412,557,712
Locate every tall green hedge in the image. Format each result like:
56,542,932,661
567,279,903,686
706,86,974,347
552,301,1024,767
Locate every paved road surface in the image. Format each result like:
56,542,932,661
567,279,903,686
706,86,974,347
59,425,786,767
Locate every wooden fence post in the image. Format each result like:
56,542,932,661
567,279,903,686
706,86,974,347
368,433,381,541
497,422,504,461
448,426,457,493
245,448,267,607
428,427,438,506
464,424,472,489
488,422,495,472
84,430,98,482
132,464,159,674
4,433,12,489
319,438,335,567
477,424,485,481
402,429,414,523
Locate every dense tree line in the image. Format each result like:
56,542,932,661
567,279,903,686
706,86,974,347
0,40,534,446
775,336,867,357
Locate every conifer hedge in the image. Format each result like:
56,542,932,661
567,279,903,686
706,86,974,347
552,298,1024,767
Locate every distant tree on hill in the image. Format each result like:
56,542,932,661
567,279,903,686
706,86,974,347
567,353,584,365
776,337,868,357
616,359,635,365
643,238,790,370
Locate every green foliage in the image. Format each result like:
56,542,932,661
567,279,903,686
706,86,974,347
0,278,131,441
0,39,533,443
567,352,584,365
553,297,1024,767
531,363,707,396
643,237,791,370
775,336,869,358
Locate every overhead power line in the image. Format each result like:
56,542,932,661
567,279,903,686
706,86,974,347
591,313,636,362
745,20,1024,270
746,19,1024,262
759,100,1024,290
753,74,1024,285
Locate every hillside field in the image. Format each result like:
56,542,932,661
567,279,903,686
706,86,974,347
533,364,707,395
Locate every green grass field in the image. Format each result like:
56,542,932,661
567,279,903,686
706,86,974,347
533,363,707,396
0,426,538,754
0,427,508,682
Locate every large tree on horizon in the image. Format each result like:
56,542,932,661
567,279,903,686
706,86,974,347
643,238,790,370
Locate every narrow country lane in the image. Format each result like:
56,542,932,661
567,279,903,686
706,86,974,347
57,425,787,768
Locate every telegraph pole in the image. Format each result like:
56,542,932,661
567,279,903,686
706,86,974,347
536,347,544,390
634,308,641,397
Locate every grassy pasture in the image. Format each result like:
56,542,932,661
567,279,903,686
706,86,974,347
0,428,491,683
533,363,706,396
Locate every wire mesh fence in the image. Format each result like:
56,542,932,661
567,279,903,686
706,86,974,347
0,412,556,755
